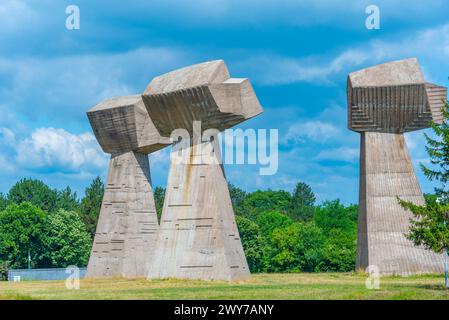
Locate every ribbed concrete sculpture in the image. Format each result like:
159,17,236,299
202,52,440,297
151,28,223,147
348,58,447,274
144,60,262,280
86,95,170,278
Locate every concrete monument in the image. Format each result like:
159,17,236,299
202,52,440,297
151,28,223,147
143,60,263,280
347,58,448,274
86,95,170,278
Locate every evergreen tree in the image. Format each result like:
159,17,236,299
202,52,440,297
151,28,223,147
228,183,247,214
78,177,104,238
56,186,79,212
154,186,166,222
399,102,449,287
420,102,449,200
0,193,9,212
287,182,316,221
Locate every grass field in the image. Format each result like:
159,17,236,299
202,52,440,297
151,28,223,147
0,273,448,300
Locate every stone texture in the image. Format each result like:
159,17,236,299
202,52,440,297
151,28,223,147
357,132,443,274
347,58,447,133
86,151,159,278
148,138,250,280
86,96,170,278
348,58,448,274
87,95,170,154
142,60,262,136
144,60,262,280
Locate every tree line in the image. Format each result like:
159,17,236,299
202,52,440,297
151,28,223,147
0,177,358,280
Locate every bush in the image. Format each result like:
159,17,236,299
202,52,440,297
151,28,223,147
0,262,8,281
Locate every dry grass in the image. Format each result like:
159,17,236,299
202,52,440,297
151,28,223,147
0,273,448,300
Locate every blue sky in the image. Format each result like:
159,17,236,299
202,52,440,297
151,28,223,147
0,0,449,204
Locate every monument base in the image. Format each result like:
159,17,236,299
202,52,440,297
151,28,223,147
86,151,158,278
357,132,443,275
148,139,250,281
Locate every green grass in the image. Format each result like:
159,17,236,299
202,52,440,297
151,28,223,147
0,273,448,300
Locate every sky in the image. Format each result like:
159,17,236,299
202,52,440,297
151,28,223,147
0,0,448,204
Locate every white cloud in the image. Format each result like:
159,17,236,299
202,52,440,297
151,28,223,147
0,154,15,174
237,49,370,85
15,128,107,174
0,46,190,124
284,120,343,144
0,127,16,147
0,1,40,35
236,22,449,86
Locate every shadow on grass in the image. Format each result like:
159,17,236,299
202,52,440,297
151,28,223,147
0,292,35,300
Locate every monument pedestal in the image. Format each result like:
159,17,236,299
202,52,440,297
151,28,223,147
148,139,250,280
357,132,443,274
86,151,158,278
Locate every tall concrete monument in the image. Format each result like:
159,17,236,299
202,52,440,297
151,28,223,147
86,95,170,278
143,60,263,280
347,58,448,274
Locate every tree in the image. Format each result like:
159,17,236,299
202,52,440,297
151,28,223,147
314,200,357,272
154,187,166,222
266,222,323,272
78,177,104,238
240,190,291,218
255,211,293,236
236,216,265,272
0,193,9,212
56,186,79,212
287,182,316,221
7,179,58,212
0,202,49,269
314,200,357,234
399,198,449,287
316,229,356,272
43,209,92,267
420,102,449,200
399,101,449,287
228,183,247,214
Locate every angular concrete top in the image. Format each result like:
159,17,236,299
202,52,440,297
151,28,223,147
347,58,447,133
349,58,425,87
87,95,170,154
144,60,230,94
142,60,263,136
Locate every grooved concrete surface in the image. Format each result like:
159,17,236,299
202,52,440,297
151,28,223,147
144,60,260,280
86,151,159,278
347,58,447,133
349,58,447,275
357,132,443,274
86,60,262,280
148,139,250,280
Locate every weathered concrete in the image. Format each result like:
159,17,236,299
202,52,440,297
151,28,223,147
86,151,159,278
148,138,250,280
144,60,262,280
86,96,170,278
348,58,447,133
348,58,448,274
357,132,443,274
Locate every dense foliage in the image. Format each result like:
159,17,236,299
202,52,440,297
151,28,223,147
233,186,358,273
0,178,358,276
0,178,99,272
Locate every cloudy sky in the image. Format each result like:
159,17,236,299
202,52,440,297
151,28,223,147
0,0,448,204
